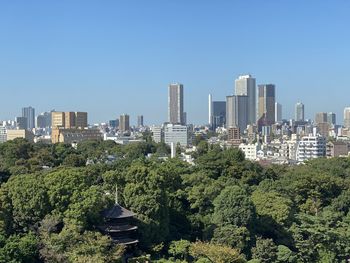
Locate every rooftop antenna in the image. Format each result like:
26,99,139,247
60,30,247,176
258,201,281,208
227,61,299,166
115,184,119,205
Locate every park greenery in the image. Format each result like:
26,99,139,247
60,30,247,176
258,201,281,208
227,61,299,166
1,137,350,262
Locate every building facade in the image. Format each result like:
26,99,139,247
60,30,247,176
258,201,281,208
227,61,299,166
257,84,276,128
22,106,35,130
295,102,305,122
235,75,256,124
164,124,188,147
297,135,326,162
168,83,184,125
344,107,350,128
119,114,130,132
212,101,226,129
226,95,248,133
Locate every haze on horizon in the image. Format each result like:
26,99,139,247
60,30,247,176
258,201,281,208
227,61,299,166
0,0,349,125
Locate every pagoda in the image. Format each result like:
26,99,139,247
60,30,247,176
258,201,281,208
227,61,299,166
98,187,139,246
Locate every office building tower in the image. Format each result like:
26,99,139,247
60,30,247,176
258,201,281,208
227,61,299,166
16,117,27,130
275,102,282,123
164,123,188,147
235,75,256,124
226,95,248,133
137,115,144,127
257,84,275,128
327,112,336,126
295,102,305,122
344,107,350,128
52,112,88,129
315,112,328,125
212,101,226,129
109,120,118,128
183,112,187,125
208,94,212,125
168,83,184,124
119,114,130,132
22,106,35,130
36,111,52,129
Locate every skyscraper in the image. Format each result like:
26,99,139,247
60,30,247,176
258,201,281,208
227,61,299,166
344,107,350,128
327,112,336,126
235,75,256,124
22,106,35,130
315,112,328,125
295,102,305,122
226,95,248,133
168,83,184,125
257,84,275,128
275,102,282,123
137,115,144,127
212,101,226,129
208,94,212,125
120,114,130,132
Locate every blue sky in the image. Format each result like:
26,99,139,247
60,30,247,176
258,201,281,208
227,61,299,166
0,1,349,125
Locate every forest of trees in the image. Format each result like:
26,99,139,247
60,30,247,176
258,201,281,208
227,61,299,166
1,138,350,262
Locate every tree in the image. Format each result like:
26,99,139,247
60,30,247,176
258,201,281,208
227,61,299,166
212,185,255,228
212,225,250,253
168,239,191,260
251,237,277,263
189,241,246,263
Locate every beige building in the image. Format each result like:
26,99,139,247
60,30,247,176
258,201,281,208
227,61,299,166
327,141,349,158
51,128,102,144
119,114,130,132
7,129,34,143
52,111,88,129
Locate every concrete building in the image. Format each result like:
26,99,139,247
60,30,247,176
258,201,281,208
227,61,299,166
168,83,184,125
295,102,305,122
226,95,248,133
275,102,282,123
16,116,27,130
315,112,328,125
52,112,88,129
257,84,275,129
7,129,34,143
344,107,350,128
235,75,256,124
317,122,330,138
208,94,212,126
137,115,144,127
239,143,260,161
212,101,226,129
297,135,326,162
164,123,188,147
51,128,102,144
327,112,336,126
151,126,163,143
119,114,130,132
0,126,7,143
327,141,349,158
22,106,35,130
36,111,52,128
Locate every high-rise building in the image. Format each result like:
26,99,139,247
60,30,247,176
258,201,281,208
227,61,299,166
226,95,248,133
257,84,275,128
36,111,52,129
327,112,336,126
119,114,130,132
344,107,350,128
137,115,144,127
22,106,35,130
212,101,226,129
16,117,27,130
275,102,282,123
51,112,88,129
295,102,305,122
168,83,184,125
235,75,256,124
315,112,328,125
208,94,212,125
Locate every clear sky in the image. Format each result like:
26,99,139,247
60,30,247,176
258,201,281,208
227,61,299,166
1,0,349,125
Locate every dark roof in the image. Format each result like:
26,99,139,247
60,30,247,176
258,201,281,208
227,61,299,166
102,204,136,219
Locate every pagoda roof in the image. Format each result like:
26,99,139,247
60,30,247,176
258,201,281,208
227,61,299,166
102,204,136,219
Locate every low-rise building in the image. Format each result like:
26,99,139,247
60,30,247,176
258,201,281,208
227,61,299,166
164,124,188,147
51,128,102,144
297,135,326,162
326,141,349,157
0,126,7,143
239,143,260,161
7,129,34,142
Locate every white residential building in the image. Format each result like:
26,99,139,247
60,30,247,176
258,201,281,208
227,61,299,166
239,143,260,161
151,126,163,143
0,126,7,143
164,124,188,147
297,135,326,162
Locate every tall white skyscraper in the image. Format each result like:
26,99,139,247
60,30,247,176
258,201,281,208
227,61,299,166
235,75,256,125
295,102,305,122
344,107,350,128
22,106,35,130
168,83,184,125
275,102,282,123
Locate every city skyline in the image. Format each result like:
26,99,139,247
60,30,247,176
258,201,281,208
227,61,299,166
1,1,350,124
